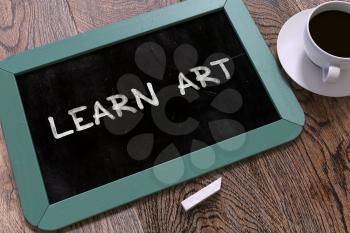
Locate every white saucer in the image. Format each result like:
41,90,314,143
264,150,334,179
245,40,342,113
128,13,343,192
277,9,350,97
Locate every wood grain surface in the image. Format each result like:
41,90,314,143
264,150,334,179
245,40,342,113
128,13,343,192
0,0,349,232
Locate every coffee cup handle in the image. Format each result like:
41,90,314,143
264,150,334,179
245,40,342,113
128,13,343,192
322,65,341,83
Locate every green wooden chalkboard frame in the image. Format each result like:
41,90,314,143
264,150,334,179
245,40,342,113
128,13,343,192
0,0,304,230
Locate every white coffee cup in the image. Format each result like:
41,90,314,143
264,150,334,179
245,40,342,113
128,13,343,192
304,1,350,83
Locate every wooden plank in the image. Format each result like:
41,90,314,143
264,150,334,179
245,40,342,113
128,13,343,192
0,0,77,60
66,0,180,33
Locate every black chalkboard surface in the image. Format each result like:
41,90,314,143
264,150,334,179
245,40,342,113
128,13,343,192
16,11,280,204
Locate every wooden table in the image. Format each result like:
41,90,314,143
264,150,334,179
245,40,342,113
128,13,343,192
0,0,349,232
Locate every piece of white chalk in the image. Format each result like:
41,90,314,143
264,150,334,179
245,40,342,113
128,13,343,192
181,177,222,211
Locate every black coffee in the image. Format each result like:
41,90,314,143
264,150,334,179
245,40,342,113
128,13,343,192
309,10,350,58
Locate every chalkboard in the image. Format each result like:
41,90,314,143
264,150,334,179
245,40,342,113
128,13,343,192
16,10,279,203
0,0,303,230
